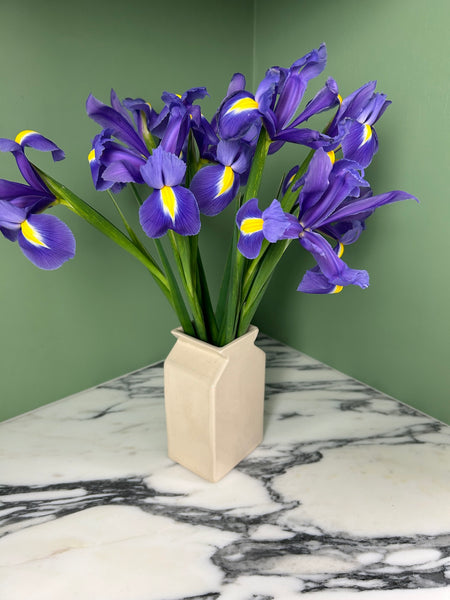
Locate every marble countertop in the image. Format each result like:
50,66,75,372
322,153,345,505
0,335,449,599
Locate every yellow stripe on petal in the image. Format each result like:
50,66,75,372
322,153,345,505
227,97,259,114
331,285,343,294
362,123,372,144
337,242,344,258
216,166,234,197
88,148,96,163
15,130,38,145
327,150,336,164
161,186,177,221
21,220,49,248
241,217,264,235
337,94,343,104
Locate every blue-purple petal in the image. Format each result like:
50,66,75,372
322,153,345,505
17,213,75,270
139,185,200,238
262,200,291,243
190,164,239,216
237,229,264,259
299,230,369,289
140,146,186,189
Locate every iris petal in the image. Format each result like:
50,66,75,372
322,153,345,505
17,213,76,270
300,230,369,289
139,186,200,238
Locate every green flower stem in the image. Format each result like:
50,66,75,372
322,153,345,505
197,250,219,343
241,148,314,300
35,167,171,299
129,184,198,337
153,239,196,338
130,182,144,208
168,231,208,342
107,190,157,265
237,239,291,338
218,127,271,345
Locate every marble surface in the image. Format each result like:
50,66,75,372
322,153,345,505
0,335,449,599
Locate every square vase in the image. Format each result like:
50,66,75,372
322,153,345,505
164,325,266,482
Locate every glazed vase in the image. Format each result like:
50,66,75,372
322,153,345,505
164,325,265,482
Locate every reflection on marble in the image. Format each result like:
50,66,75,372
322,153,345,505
0,335,449,599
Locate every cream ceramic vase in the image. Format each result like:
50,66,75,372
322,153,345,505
164,325,266,482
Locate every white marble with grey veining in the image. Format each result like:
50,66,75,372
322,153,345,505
0,335,449,599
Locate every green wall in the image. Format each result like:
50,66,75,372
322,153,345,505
0,0,253,421
253,0,450,423
1,0,449,424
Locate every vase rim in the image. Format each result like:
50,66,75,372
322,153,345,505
170,325,259,355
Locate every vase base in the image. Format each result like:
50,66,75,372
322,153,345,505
168,434,262,482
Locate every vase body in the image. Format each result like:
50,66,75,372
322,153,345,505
164,325,265,482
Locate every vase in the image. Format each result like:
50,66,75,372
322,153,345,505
164,325,266,482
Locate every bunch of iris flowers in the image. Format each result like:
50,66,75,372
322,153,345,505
0,44,416,346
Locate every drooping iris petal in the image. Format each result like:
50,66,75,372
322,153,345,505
17,213,76,270
13,130,65,161
139,185,200,238
298,268,343,294
339,120,379,169
219,92,261,140
299,230,369,289
190,164,239,216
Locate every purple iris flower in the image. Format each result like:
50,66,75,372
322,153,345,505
269,77,340,154
282,148,416,293
236,198,291,259
326,81,391,168
218,45,337,152
0,132,75,269
190,140,252,216
139,146,201,238
86,90,151,190
152,88,218,157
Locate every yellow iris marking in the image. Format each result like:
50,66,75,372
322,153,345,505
337,94,343,104
175,94,182,99
331,285,343,294
21,220,49,248
88,148,96,162
240,217,264,235
337,242,344,258
15,130,37,145
327,150,336,164
161,186,177,221
217,166,234,197
362,123,372,144
228,97,259,114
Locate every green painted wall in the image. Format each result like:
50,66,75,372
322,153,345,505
253,0,450,423
0,0,254,421
1,0,449,425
